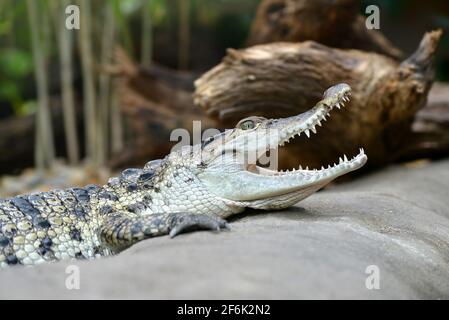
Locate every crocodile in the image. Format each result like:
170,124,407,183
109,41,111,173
0,83,367,268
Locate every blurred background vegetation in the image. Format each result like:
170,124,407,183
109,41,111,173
0,0,447,175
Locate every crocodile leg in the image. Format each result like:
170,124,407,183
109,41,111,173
99,212,228,250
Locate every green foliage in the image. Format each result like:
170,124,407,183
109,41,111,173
0,48,33,79
0,48,34,115
112,0,135,58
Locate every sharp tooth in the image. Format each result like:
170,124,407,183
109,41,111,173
344,154,348,162
321,166,324,170
305,129,310,137
336,103,341,109
311,126,317,134
339,157,343,164
299,165,302,170
327,165,331,169
306,166,309,170
317,120,322,126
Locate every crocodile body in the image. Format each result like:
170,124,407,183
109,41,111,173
0,83,367,268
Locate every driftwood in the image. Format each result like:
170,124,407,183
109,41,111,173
194,30,443,170
247,0,402,59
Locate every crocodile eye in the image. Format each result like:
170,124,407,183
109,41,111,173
239,120,255,130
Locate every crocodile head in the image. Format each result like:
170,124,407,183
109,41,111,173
192,83,367,210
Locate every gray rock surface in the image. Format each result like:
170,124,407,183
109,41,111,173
1,160,449,299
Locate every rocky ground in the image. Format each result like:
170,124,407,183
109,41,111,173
0,159,448,299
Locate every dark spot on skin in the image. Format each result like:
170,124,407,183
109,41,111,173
143,195,152,203
74,205,86,217
33,216,51,229
75,251,86,259
120,168,142,183
38,247,48,256
197,161,207,169
6,255,19,265
26,207,40,217
127,203,145,214
126,205,137,213
38,246,55,260
10,197,32,209
142,182,153,190
130,222,143,235
41,237,53,249
99,205,113,215
10,197,39,217
85,184,100,195
98,191,118,201
138,171,154,183
166,181,172,188
0,236,10,247
154,187,160,193
185,177,194,183
70,229,82,242
71,188,90,202
126,183,138,192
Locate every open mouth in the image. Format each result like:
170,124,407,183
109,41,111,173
247,86,368,179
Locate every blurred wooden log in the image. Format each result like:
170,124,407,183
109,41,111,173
247,0,402,59
194,30,443,170
0,102,70,175
0,115,36,174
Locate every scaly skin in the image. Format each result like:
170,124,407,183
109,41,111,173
0,83,367,268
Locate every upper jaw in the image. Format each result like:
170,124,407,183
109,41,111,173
273,84,351,145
